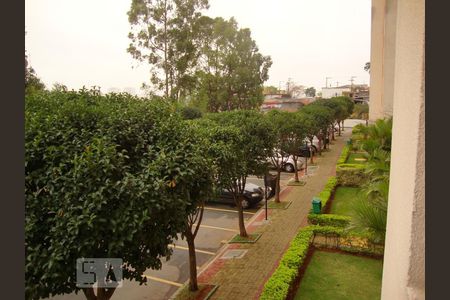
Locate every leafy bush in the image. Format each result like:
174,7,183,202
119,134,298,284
336,164,368,186
25,90,213,299
337,145,350,165
316,176,338,209
260,227,314,300
308,214,351,227
260,225,383,300
179,106,203,120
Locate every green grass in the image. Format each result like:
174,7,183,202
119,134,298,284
329,187,365,217
346,152,368,164
294,251,383,300
229,233,261,243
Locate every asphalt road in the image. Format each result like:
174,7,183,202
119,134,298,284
46,171,294,300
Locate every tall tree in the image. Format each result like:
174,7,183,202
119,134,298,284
203,111,274,237
25,90,210,300
364,61,371,73
305,87,316,97
266,110,298,202
127,0,209,101
25,51,45,94
194,17,272,112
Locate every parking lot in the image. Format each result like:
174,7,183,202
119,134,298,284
48,171,294,300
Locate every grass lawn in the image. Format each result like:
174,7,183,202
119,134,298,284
329,187,365,217
346,152,368,164
294,250,383,300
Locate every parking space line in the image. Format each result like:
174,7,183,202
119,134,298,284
204,206,255,215
143,275,183,287
194,223,239,233
169,244,215,255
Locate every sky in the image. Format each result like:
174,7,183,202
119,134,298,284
25,0,371,96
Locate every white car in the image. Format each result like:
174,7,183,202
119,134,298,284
267,152,306,173
303,136,322,153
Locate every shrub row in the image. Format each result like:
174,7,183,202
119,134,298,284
308,213,351,227
259,226,315,300
336,164,368,186
337,144,350,165
260,225,383,300
316,176,338,210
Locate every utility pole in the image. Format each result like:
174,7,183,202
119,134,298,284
325,77,332,88
286,78,292,94
349,76,357,91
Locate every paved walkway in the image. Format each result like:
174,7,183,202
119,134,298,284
197,131,350,300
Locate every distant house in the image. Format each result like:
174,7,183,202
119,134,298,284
260,94,314,112
321,84,369,103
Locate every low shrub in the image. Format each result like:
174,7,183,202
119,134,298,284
308,214,351,227
260,225,384,300
260,227,315,300
337,145,350,165
336,164,368,186
316,176,338,209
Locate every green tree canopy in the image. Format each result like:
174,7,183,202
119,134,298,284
127,0,209,100
25,89,213,300
193,16,272,112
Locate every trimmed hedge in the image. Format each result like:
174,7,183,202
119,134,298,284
336,164,368,186
316,176,338,209
308,213,351,227
337,145,350,165
260,225,383,300
260,226,315,300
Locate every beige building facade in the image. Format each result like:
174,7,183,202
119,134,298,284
369,0,425,299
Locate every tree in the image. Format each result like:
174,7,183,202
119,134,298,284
266,110,302,201
364,62,371,73
285,112,308,182
203,111,274,236
194,17,272,112
263,85,279,95
305,87,316,97
25,52,45,94
298,104,333,154
127,0,209,101
25,89,211,300
331,96,354,135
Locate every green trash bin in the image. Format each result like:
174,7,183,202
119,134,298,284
312,197,322,214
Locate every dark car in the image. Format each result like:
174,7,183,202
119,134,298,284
298,145,314,157
215,182,269,209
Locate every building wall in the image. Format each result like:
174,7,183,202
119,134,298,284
381,0,397,117
380,0,425,299
321,87,350,99
368,0,386,121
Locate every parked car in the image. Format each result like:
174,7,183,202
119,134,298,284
303,136,322,153
267,152,306,173
298,145,313,157
214,182,268,208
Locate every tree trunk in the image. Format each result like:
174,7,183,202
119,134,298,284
82,287,116,300
341,120,345,131
293,157,299,182
275,169,282,203
186,232,198,291
237,197,248,237
318,138,323,155
338,122,341,136
331,125,335,140
83,288,97,300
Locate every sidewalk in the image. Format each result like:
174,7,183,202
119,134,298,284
196,131,350,300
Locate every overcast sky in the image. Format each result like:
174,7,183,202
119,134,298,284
25,0,371,96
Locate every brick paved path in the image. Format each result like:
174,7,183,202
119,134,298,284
203,131,350,300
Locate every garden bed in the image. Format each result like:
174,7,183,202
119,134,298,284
328,186,365,217
346,152,367,164
293,249,383,300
